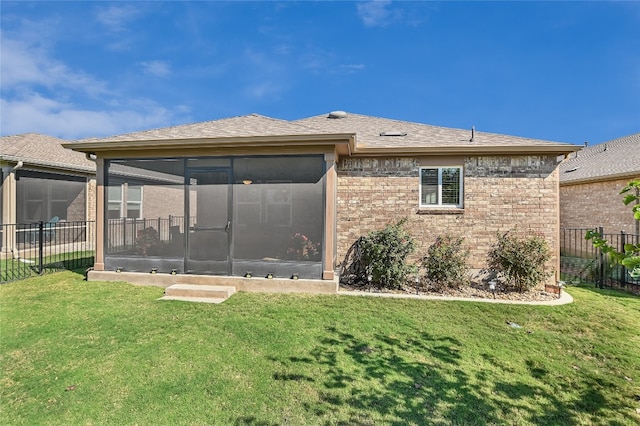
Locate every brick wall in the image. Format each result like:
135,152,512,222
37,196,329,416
336,155,560,281
560,178,639,234
86,178,96,222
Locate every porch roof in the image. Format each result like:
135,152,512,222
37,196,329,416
63,111,579,157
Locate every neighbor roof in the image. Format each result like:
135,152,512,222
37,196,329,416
65,111,578,156
0,133,95,173
559,132,640,184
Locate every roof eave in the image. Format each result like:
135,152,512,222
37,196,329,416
0,154,95,174
351,144,578,156
560,171,640,186
63,133,356,154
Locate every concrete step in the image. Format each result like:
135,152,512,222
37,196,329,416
160,284,236,303
159,295,229,304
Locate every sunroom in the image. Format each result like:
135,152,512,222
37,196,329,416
64,116,353,289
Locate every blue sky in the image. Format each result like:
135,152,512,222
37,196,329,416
1,1,638,145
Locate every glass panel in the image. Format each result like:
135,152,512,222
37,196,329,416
108,186,122,202
441,168,461,205
107,204,121,219
127,186,142,202
421,168,438,205
126,204,141,219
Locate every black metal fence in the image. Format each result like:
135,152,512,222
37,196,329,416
106,216,192,255
560,227,640,293
0,221,95,284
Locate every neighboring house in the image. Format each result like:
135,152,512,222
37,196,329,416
0,133,96,256
64,111,577,291
559,133,640,235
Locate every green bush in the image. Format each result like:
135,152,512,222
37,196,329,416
359,218,416,289
422,235,470,289
486,231,551,292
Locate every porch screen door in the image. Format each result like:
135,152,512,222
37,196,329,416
186,169,231,274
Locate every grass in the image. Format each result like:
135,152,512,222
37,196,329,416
0,251,94,283
1,271,639,425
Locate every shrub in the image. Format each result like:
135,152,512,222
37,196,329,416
135,227,161,256
422,235,470,289
359,218,416,290
486,231,551,292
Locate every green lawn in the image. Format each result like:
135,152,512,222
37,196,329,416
1,271,639,425
0,251,94,283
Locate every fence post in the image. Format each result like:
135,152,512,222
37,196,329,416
598,226,604,288
620,231,627,288
38,221,44,274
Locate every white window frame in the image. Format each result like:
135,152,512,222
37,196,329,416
107,183,143,219
419,166,464,208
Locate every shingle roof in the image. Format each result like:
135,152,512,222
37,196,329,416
559,133,640,184
0,133,95,173
68,111,577,155
295,112,574,150
77,114,323,142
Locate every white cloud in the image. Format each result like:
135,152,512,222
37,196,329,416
357,1,399,28
0,32,183,139
337,64,366,74
139,60,171,77
0,34,108,97
95,4,141,33
0,93,176,140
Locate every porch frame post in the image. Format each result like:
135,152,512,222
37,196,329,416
94,158,106,271
323,151,337,280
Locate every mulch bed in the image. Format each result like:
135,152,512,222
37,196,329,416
340,281,561,302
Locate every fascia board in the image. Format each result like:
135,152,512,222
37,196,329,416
560,171,640,186
63,133,356,153
350,144,579,156
0,154,95,174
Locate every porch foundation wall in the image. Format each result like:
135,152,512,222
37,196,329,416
88,270,339,294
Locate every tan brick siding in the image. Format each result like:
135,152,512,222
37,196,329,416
86,178,97,222
560,178,640,234
337,155,560,282
142,185,185,219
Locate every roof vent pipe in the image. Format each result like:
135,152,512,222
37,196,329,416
470,126,475,142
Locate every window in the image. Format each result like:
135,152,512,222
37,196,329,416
107,184,143,219
420,167,463,207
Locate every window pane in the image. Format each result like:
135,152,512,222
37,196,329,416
107,203,121,219
441,168,460,205
421,168,438,205
127,204,141,219
127,186,142,202
108,186,122,202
